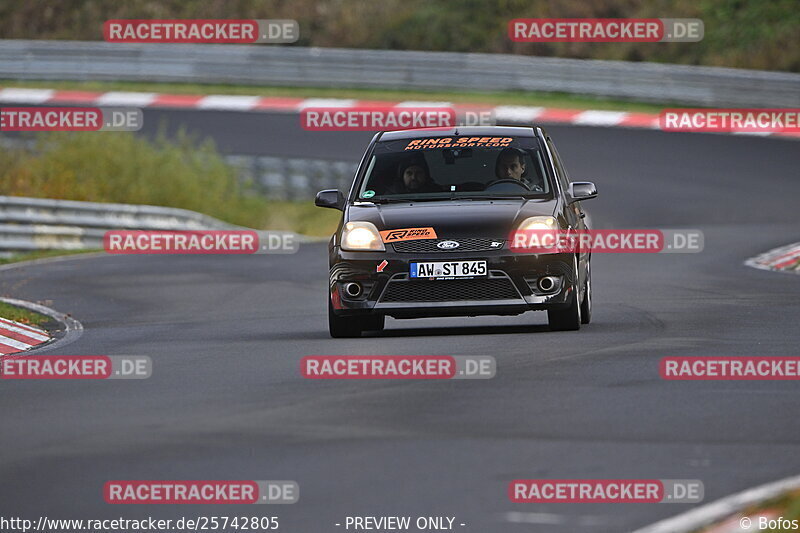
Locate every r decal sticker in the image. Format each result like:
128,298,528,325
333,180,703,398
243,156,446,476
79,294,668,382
379,227,438,243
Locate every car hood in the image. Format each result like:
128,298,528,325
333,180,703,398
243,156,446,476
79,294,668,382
346,198,557,239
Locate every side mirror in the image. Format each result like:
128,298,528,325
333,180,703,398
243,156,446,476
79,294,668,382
567,181,597,203
315,189,345,210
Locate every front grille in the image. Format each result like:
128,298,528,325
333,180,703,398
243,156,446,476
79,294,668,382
392,238,505,253
380,278,521,303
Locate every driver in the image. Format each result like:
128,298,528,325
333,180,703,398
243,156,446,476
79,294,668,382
491,147,544,192
495,147,527,181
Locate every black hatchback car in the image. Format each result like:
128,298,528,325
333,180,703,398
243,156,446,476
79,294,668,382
315,126,597,337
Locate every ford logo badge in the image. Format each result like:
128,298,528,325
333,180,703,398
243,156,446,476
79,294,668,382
437,240,460,249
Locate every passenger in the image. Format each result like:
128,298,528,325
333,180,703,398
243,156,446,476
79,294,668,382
390,157,442,194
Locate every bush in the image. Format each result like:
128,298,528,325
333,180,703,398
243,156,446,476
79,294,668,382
0,0,797,71
0,131,340,235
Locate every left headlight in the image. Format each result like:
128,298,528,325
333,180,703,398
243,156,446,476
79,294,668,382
341,221,385,251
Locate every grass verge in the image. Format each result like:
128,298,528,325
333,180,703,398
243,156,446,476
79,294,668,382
0,79,674,113
0,300,52,329
0,249,100,266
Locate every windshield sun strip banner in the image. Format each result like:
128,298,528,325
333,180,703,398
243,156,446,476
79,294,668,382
403,136,514,150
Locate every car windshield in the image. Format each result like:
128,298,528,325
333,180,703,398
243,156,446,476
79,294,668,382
357,135,553,201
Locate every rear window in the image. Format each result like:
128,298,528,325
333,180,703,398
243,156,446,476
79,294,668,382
356,136,553,200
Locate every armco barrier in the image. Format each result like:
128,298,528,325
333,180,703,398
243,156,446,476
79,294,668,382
1,40,798,107
226,155,356,200
0,195,235,251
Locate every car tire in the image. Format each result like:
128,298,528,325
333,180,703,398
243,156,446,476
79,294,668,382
580,259,592,324
547,258,582,331
328,299,363,338
362,314,385,332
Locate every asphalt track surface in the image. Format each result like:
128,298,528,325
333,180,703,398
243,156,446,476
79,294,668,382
1,109,799,532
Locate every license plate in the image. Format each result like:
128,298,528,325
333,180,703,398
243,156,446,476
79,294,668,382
410,260,487,279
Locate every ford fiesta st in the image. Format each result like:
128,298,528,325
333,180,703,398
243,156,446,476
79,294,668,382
315,126,597,337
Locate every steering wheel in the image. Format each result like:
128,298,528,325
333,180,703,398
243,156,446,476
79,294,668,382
484,179,531,192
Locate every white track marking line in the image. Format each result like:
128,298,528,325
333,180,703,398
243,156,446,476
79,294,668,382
0,88,55,103
95,91,157,106
395,100,452,107
493,106,545,122
0,334,34,351
0,322,49,342
196,95,262,110
504,511,565,525
574,110,629,126
296,98,358,109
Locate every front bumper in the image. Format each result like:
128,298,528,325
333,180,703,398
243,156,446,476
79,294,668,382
329,244,576,319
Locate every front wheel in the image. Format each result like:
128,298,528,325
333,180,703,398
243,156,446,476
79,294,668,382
580,259,592,324
547,259,582,331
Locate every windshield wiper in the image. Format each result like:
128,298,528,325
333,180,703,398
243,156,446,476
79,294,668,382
368,197,449,204
364,195,539,204
454,195,529,201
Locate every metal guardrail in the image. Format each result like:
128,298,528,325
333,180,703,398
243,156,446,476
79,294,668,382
226,155,356,200
2,39,799,107
0,195,235,252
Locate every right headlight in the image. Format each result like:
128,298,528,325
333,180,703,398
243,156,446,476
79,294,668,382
511,216,560,252
516,216,557,231
341,221,385,251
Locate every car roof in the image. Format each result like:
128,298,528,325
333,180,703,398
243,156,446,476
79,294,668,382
379,125,537,141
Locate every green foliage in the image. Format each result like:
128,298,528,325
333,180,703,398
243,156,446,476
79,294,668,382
0,0,796,71
0,132,341,235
